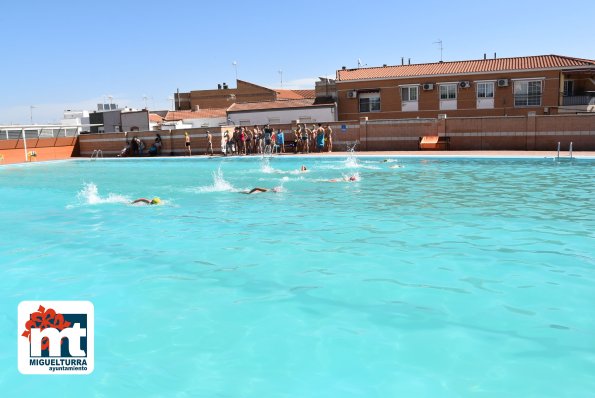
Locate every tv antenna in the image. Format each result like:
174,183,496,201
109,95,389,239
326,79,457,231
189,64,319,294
278,69,283,88
433,39,443,62
357,58,367,68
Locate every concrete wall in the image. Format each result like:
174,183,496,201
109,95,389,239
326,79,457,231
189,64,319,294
228,106,336,126
74,113,595,156
121,110,150,132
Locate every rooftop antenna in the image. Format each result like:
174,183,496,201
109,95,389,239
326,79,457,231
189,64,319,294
142,95,150,109
278,69,283,88
168,96,174,111
357,58,367,68
232,61,238,81
30,105,37,124
433,39,443,62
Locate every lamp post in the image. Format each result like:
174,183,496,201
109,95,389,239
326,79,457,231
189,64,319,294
30,105,36,124
232,61,238,81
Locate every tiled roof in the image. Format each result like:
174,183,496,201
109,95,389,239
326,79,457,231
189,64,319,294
275,89,317,99
228,99,329,112
164,109,227,121
292,89,316,98
149,113,164,123
336,55,595,81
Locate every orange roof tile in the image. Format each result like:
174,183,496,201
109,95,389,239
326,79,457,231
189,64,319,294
164,109,227,121
337,55,595,81
228,99,329,112
149,113,164,123
292,89,316,98
276,89,303,99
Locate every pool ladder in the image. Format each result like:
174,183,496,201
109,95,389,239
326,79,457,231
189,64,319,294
555,142,573,161
91,149,103,160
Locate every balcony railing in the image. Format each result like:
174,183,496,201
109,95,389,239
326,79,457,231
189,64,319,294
562,95,595,106
514,94,541,107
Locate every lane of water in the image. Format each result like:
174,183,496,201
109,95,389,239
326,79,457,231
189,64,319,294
0,157,594,397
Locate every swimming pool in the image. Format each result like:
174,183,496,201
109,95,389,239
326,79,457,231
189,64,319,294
1,156,594,397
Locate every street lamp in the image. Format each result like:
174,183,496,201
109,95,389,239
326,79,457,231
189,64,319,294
232,61,238,81
30,105,37,124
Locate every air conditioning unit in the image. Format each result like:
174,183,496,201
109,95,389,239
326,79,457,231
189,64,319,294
497,78,509,87
347,90,358,99
437,114,447,119
422,83,434,91
459,81,471,89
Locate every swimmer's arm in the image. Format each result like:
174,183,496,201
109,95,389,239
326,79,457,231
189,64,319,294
131,198,151,204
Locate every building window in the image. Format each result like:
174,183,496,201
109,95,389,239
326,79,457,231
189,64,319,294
514,80,542,106
401,86,418,101
439,84,457,110
359,92,381,113
563,80,574,96
439,84,457,100
477,82,494,99
400,86,419,112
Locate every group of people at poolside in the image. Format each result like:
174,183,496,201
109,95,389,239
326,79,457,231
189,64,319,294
118,133,163,157
117,124,334,158
222,123,333,156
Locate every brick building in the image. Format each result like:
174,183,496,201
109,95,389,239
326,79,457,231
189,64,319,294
175,80,315,111
335,55,595,121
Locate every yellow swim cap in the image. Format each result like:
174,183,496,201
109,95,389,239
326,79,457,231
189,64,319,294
150,197,161,205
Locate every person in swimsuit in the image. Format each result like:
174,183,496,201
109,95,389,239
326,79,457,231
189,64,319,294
206,131,213,155
240,187,281,194
301,124,309,154
184,132,191,156
324,124,333,152
327,175,358,182
131,197,161,205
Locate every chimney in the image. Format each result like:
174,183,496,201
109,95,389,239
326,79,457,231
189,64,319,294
408,58,411,65
383,64,387,67
194,105,200,111
401,57,404,65
342,66,346,70
494,52,497,59
484,53,486,60
218,84,222,90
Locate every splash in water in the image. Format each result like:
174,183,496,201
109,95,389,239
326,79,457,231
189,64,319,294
198,167,235,192
76,182,129,205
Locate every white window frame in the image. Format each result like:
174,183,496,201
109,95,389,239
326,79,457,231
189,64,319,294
400,85,419,112
439,83,457,110
513,79,543,107
359,92,381,113
476,81,495,109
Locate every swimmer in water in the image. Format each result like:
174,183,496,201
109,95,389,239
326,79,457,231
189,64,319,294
300,165,308,172
327,175,359,183
240,187,282,194
131,197,161,205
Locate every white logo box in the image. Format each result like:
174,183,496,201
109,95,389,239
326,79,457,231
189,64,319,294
18,301,94,375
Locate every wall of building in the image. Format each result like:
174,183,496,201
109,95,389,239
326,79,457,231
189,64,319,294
228,106,336,126
179,80,278,110
0,137,78,164
121,110,150,132
337,70,563,121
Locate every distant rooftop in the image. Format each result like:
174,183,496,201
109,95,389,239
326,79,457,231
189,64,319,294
336,55,595,81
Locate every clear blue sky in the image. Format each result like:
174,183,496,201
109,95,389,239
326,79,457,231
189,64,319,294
1,0,593,124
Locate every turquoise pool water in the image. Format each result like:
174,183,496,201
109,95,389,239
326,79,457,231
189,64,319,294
1,156,594,397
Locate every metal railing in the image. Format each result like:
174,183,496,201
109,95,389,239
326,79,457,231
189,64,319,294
0,127,79,140
562,95,595,106
513,94,542,107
